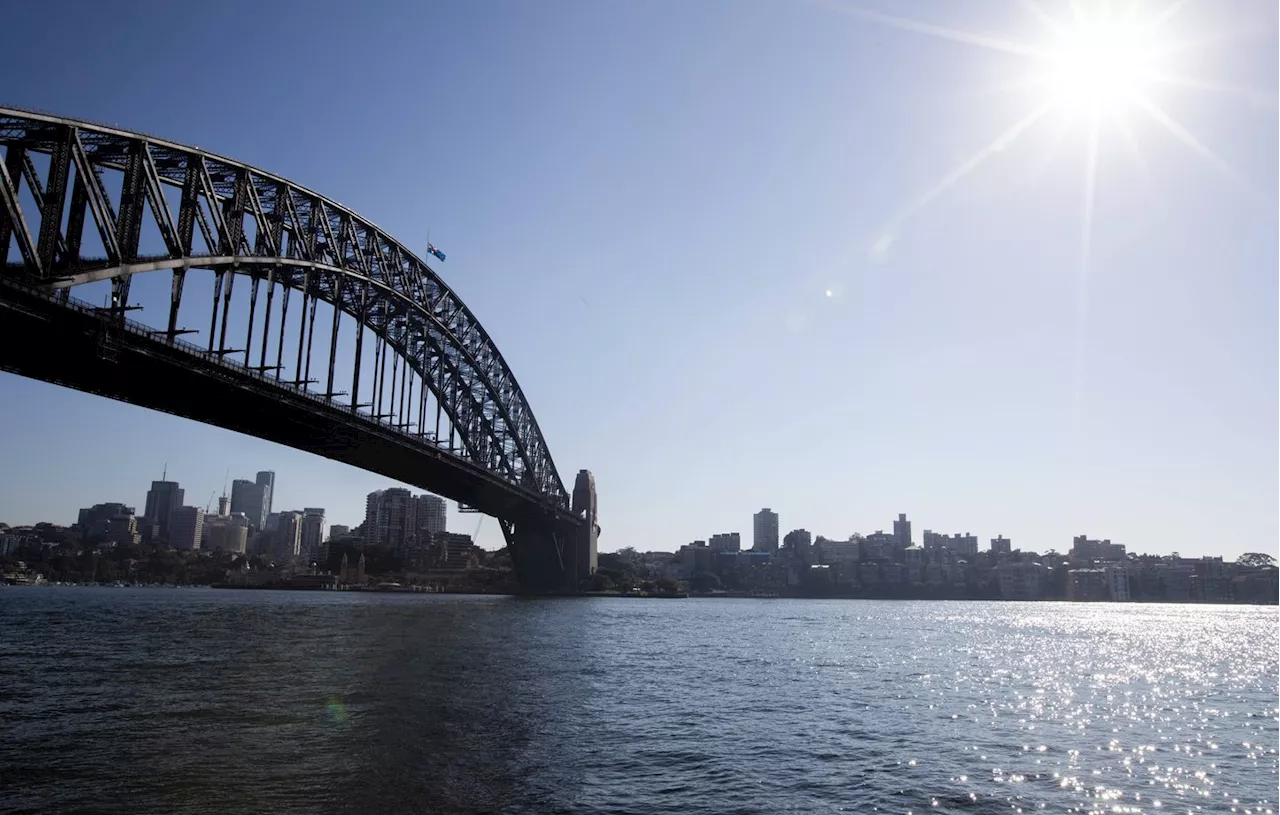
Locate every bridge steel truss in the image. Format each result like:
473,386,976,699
0,107,583,585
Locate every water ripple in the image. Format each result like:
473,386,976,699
0,589,1274,815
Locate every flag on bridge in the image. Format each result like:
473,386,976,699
427,243,446,262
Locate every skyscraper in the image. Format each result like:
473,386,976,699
364,490,382,542
364,488,414,551
275,511,303,561
143,480,184,542
415,494,447,541
752,508,779,554
300,508,327,563
256,471,275,518
230,479,268,530
169,506,205,551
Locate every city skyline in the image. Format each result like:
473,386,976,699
1,463,1264,561
0,1,1274,559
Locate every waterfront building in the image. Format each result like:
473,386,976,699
1067,568,1108,601
997,562,1043,599
1104,565,1130,601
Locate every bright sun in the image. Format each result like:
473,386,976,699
828,0,1258,272
1046,14,1158,110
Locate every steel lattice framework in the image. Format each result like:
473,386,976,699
0,107,569,512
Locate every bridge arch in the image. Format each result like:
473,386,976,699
0,106,569,512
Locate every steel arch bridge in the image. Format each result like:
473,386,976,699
0,107,596,591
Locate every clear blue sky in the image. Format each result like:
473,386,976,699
1,0,1275,557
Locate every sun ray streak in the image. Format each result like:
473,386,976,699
1112,109,1150,181
1150,73,1279,110
872,103,1053,255
811,1,1051,60
1073,107,1102,432
1028,110,1076,186
1018,0,1068,39
1136,95,1268,204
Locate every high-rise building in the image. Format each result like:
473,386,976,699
364,491,383,543
415,494,447,541
216,494,231,517
275,510,303,561
169,506,205,551
752,508,779,554
256,471,275,517
230,479,268,530
300,508,327,563
143,481,184,542
364,488,414,550
893,514,912,549
990,535,1012,556
329,524,351,540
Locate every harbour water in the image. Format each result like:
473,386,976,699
1,588,1275,814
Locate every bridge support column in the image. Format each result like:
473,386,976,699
503,513,574,592
571,470,599,583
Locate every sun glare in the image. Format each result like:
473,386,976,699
817,0,1269,419
1045,14,1158,110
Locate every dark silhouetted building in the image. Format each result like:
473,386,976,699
143,481,184,542
230,479,268,530
169,506,205,551
893,513,912,548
